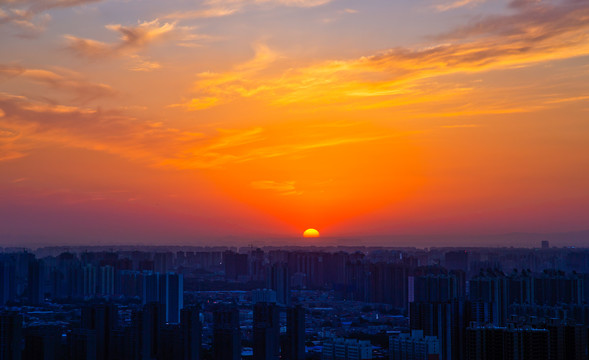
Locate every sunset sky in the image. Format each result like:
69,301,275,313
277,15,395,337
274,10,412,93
1,0,588,246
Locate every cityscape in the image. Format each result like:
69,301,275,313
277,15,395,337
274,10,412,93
2,0,589,359
2,242,589,359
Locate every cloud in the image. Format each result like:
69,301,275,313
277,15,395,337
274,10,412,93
65,19,196,59
163,0,334,20
434,0,485,12
251,180,301,195
172,0,589,111
0,92,207,165
1,64,115,103
440,124,481,128
0,0,100,36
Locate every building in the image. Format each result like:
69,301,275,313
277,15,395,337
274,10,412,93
389,330,440,360
213,305,241,360
81,304,118,360
253,302,280,360
465,324,549,360
0,311,22,360
283,305,305,360
267,263,291,306
322,338,372,360
180,306,202,360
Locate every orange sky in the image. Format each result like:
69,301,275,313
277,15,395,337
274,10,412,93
1,0,588,246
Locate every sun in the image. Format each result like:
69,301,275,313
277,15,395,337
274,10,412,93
303,228,320,238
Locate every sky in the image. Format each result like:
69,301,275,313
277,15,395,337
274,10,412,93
1,0,588,246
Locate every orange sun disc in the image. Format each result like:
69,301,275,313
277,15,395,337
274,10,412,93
303,228,320,238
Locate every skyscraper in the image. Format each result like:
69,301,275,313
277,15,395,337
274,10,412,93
213,304,241,360
253,302,280,360
180,306,202,360
81,304,118,360
267,263,290,306
0,311,22,360
283,305,305,360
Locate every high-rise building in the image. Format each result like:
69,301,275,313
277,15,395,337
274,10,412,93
81,304,118,360
465,324,549,360
224,251,248,281
23,325,65,360
445,251,468,272
180,306,202,360
141,272,184,323
283,305,305,360
545,318,588,360
468,269,509,325
253,302,280,360
267,263,291,306
389,330,440,360
410,300,469,360
322,338,372,360
0,256,16,305
213,305,241,360
0,311,23,360
69,328,97,360
160,272,184,323
136,302,165,360
28,259,43,305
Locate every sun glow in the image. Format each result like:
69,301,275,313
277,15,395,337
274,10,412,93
303,228,320,238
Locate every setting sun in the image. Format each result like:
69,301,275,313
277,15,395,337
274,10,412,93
303,229,320,238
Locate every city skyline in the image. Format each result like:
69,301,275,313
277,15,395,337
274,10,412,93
1,0,589,246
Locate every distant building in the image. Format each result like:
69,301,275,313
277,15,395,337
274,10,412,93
389,330,440,360
224,251,248,280
445,251,468,273
252,289,277,304
541,241,549,249
322,338,372,360
267,263,291,306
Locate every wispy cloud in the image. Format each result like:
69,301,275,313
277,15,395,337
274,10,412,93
172,0,589,112
434,0,485,12
164,0,334,20
65,18,198,60
0,0,101,36
251,180,301,195
0,64,115,103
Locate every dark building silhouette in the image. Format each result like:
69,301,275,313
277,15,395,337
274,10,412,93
180,306,202,360
135,302,165,360
158,324,182,360
224,251,248,281
213,304,241,360
0,311,22,360
445,251,468,272
545,318,588,360
466,324,549,360
69,328,97,360
22,325,65,360
253,302,280,360
81,304,118,360
0,256,16,305
27,259,43,305
283,305,305,360
267,263,290,306
410,300,469,360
